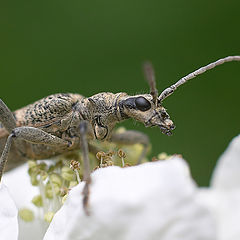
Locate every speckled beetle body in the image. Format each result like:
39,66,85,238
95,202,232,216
0,55,239,214
0,88,174,170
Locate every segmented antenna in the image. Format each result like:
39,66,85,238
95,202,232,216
143,61,158,105
158,56,240,103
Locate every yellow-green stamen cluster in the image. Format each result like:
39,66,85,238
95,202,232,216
157,152,172,160
27,157,82,223
25,127,172,224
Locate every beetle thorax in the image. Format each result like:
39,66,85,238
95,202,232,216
86,92,127,140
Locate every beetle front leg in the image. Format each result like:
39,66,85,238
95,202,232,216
79,121,91,215
0,126,69,182
110,130,150,164
0,99,16,133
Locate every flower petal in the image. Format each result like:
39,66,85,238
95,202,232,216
211,134,240,190
0,183,18,240
44,157,215,240
3,164,38,208
3,164,47,240
198,189,240,240
198,134,240,240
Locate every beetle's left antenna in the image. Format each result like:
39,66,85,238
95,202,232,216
158,55,240,103
143,61,158,105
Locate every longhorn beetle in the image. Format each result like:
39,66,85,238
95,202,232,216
0,55,240,214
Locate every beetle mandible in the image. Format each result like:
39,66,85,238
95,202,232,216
0,55,239,214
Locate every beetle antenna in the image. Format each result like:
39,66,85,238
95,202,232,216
158,56,240,103
143,61,158,105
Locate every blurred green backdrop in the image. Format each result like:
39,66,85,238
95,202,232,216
0,0,239,186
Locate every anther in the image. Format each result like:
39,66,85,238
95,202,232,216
118,149,126,167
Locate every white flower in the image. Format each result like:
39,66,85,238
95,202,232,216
0,183,18,240
2,164,48,240
1,135,240,240
44,157,215,240
198,135,240,240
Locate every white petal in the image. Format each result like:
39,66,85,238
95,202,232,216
3,164,47,240
3,163,38,208
198,189,240,240
198,134,240,240
44,157,215,240
0,183,18,240
211,134,240,190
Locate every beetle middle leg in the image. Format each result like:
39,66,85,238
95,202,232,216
110,130,150,164
0,126,70,181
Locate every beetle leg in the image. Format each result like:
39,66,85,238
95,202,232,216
0,126,69,181
110,130,150,164
79,121,91,216
11,127,70,146
0,99,16,133
0,134,15,181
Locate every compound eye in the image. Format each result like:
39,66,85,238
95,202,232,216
135,97,151,111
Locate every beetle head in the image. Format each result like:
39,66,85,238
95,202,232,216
118,61,175,135
119,94,175,136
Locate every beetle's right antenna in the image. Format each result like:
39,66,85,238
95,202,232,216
158,56,240,103
143,61,158,106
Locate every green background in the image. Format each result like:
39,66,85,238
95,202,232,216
1,0,239,186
